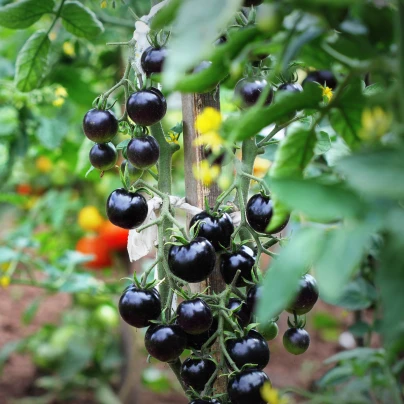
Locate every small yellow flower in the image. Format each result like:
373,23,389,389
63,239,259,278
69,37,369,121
194,131,224,154
63,41,76,57
195,107,222,134
320,85,333,102
36,156,53,173
0,276,10,288
360,107,391,140
253,157,271,178
55,85,68,98
168,132,179,144
261,382,289,404
101,0,107,8
193,161,220,187
52,97,65,107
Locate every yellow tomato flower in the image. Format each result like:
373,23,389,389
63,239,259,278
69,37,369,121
52,98,65,107
55,85,68,98
168,132,179,144
101,0,107,8
320,85,333,102
360,107,391,140
63,41,76,57
78,206,105,232
261,383,289,404
194,131,224,154
195,107,222,134
193,161,220,187
36,156,53,173
253,157,271,178
0,276,10,288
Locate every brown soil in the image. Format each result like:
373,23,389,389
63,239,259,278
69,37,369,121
0,283,355,404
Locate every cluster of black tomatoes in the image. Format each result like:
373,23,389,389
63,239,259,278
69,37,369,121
117,201,319,403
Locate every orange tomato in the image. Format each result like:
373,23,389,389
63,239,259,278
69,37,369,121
76,236,112,269
99,220,129,251
16,183,32,195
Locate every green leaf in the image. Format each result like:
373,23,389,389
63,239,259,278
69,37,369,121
270,177,364,222
265,194,290,233
0,247,18,263
60,1,104,39
324,348,381,365
270,124,317,178
36,118,68,149
257,227,323,323
0,0,54,29
150,0,181,30
22,297,41,325
314,130,331,155
116,139,130,150
313,224,373,302
336,147,404,200
15,30,50,92
163,0,242,90
331,278,377,310
228,82,322,141
59,335,93,379
95,384,121,404
329,80,364,149
317,365,353,388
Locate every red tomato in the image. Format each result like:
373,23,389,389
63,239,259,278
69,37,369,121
16,183,33,195
99,220,129,251
76,236,112,269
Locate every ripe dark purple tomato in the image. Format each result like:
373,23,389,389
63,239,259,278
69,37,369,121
126,135,160,169
283,328,310,355
189,211,234,251
180,357,216,391
246,285,262,314
234,78,273,109
89,142,118,171
226,298,251,328
302,70,337,90
228,369,270,404
106,188,148,229
118,286,161,328
168,237,216,283
246,194,289,234
220,247,255,286
126,89,167,126
186,317,218,350
277,82,303,93
226,330,270,370
141,46,167,76
145,324,187,362
286,274,319,315
83,108,118,143
177,298,213,335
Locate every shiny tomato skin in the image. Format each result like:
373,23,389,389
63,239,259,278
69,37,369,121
176,298,213,335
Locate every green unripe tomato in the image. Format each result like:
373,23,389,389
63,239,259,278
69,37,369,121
258,321,279,341
94,304,120,329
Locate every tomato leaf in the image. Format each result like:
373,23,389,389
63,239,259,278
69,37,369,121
265,193,289,233
60,1,104,39
0,0,54,29
163,0,242,90
229,82,322,142
270,124,317,178
329,80,364,149
15,30,50,92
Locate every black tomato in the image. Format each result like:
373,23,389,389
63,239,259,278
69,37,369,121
258,321,279,341
220,247,255,286
83,108,118,143
246,193,289,234
126,88,167,126
141,46,167,76
277,82,303,93
189,211,234,251
89,142,118,171
234,78,273,109
228,369,270,404
283,328,310,355
180,357,216,391
244,0,263,6
186,317,218,350
145,324,187,362
126,135,160,169
226,298,251,328
302,70,337,90
239,244,256,259
286,274,319,315
177,298,213,335
118,285,161,328
189,400,220,404
226,330,270,370
246,284,262,314
106,188,148,229
168,237,216,283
